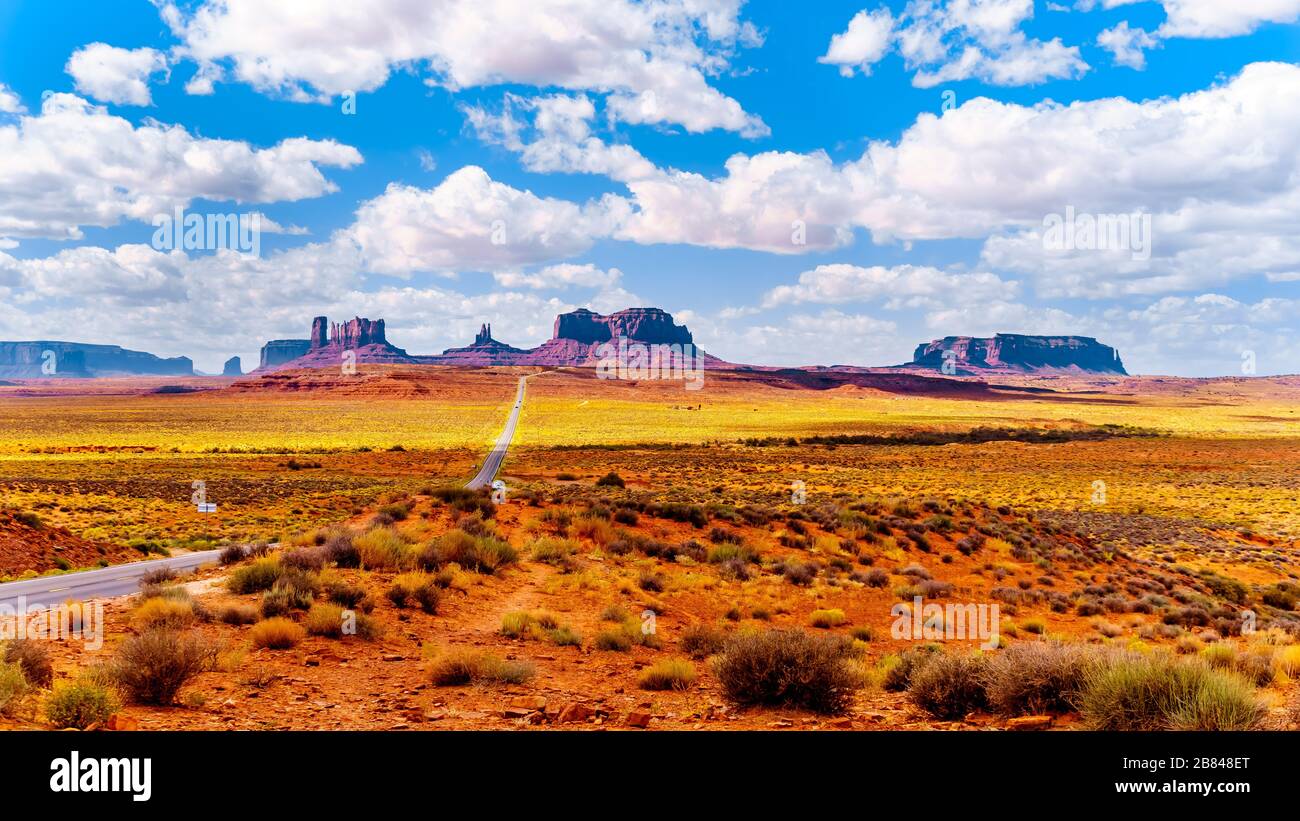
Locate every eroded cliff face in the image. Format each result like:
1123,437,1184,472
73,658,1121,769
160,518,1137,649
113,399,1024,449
0,341,192,378
326,317,386,349
259,317,397,371
259,339,312,370
911,334,1127,375
255,309,710,371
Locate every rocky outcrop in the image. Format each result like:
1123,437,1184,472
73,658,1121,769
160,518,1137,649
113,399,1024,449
0,341,192,378
223,356,243,376
327,317,386,349
254,308,724,371
259,339,312,370
910,334,1127,375
310,316,329,348
552,308,693,346
436,324,531,366
254,316,412,372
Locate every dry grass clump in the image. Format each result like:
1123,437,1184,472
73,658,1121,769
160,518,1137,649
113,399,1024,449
249,617,305,650
983,641,1095,715
494,606,579,645
1077,652,1265,730
638,658,697,691
305,603,346,637
593,616,661,651
809,608,847,629
427,649,534,686
713,629,861,715
908,653,989,719
680,623,729,659
530,537,581,565
354,527,412,571
387,572,441,613
132,596,196,630
3,638,53,687
0,661,29,716
217,603,259,625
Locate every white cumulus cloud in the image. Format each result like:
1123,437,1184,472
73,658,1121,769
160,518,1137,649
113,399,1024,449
66,43,169,105
158,0,767,135
0,94,362,240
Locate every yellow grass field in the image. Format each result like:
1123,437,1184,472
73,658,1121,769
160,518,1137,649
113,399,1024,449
2,367,1299,553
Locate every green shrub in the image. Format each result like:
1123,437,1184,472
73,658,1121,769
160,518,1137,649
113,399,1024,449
217,604,258,625
13,510,43,529
594,629,634,652
261,583,313,618
530,537,579,565
322,577,370,609
883,644,941,692
226,557,285,594
0,661,29,716
546,626,583,647
707,543,759,564
595,472,625,488
45,678,119,729
713,629,861,715
425,529,517,574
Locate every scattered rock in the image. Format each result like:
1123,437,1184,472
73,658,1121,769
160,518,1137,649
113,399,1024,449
107,714,139,731
1006,715,1054,731
557,703,594,724
625,711,652,729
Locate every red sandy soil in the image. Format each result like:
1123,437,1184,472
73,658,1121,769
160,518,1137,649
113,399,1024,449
0,509,134,576
4,492,1296,732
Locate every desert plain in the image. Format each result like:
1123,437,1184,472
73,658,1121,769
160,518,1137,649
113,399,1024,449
1,365,1299,731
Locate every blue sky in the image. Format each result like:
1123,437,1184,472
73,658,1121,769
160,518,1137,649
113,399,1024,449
0,0,1297,375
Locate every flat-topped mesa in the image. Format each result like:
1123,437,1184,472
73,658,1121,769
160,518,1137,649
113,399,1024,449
552,308,693,346
0,341,190,378
910,334,1127,375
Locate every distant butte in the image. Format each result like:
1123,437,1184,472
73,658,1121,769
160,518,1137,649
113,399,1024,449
254,308,729,372
251,310,1130,378
905,334,1127,375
